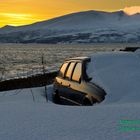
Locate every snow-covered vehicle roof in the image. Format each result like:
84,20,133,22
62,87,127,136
86,51,140,104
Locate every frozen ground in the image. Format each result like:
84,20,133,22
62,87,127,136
0,50,140,140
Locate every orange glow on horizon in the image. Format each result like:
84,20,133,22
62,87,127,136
0,13,51,27
124,6,140,15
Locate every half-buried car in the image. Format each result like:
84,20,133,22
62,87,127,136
53,56,106,105
53,49,140,105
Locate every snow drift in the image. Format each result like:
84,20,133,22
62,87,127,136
87,51,140,103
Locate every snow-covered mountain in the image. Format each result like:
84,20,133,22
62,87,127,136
0,10,140,43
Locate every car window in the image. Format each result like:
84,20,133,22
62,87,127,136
65,62,75,79
59,62,68,77
72,63,82,82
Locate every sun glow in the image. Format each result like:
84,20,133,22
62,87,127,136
0,13,46,27
124,6,140,15
1,13,33,20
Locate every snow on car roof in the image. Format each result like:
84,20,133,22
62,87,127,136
65,56,90,61
87,51,140,104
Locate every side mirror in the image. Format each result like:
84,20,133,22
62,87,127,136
88,77,92,81
85,77,92,82
79,77,81,84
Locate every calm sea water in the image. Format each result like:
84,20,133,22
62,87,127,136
0,43,139,80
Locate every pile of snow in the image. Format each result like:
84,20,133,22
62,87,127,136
87,52,140,103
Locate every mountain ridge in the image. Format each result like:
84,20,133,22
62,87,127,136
0,10,140,43
0,10,130,31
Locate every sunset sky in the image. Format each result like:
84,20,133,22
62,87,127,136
0,0,140,27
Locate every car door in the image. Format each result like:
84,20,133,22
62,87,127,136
54,62,69,97
67,62,84,104
60,62,76,99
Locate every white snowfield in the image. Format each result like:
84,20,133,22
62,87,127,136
0,51,140,140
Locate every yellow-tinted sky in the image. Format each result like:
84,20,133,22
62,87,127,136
0,0,140,27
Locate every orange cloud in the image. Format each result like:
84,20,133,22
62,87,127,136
124,6,140,15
